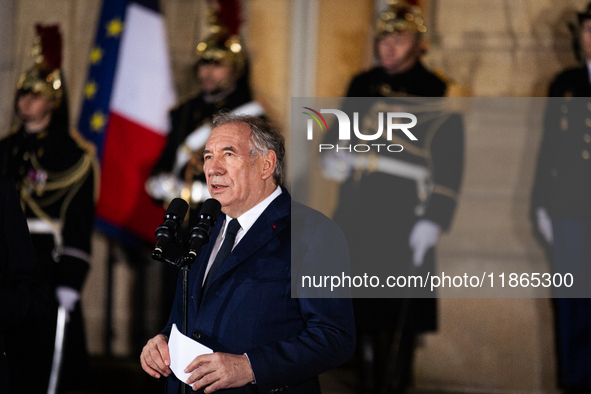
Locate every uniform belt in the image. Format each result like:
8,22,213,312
353,153,433,216
27,218,62,235
27,218,63,260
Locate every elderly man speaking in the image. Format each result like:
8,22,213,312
140,113,355,394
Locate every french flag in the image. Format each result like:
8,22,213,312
78,0,176,242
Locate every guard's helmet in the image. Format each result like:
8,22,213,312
195,1,245,77
376,0,427,37
17,24,63,104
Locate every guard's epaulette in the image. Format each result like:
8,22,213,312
432,68,452,85
445,83,472,97
70,128,101,202
433,69,473,97
70,129,97,156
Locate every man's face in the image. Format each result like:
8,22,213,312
17,92,54,124
581,20,591,61
377,32,421,74
197,62,234,94
203,122,273,218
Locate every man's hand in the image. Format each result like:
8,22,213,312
140,334,171,379
185,352,254,393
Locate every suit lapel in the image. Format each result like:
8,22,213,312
204,189,291,293
193,217,224,312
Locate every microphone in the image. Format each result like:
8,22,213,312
153,198,189,258
182,199,221,266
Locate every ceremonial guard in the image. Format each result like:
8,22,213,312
0,25,98,393
322,1,465,392
531,3,591,392
146,0,264,216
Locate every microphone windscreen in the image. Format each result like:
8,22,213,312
166,198,189,223
200,198,222,221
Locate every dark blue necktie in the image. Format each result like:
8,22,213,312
203,219,241,292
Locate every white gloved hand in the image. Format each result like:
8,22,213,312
189,180,211,205
145,173,184,204
55,286,80,321
409,220,441,267
536,206,553,244
321,150,353,182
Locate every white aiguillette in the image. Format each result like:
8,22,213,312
169,324,213,384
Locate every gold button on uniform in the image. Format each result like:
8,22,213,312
561,117,568,131
583,150,590,160
585,134,591,143
586,118,591,127
587,102,591,111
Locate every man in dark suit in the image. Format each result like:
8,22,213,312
531,3,591,391
140,114,355,393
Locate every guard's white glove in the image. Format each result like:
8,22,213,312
145,173,184,204
536,206,553,244
188,180,211,205
409,220,441,267
55,286,80,321
321,150,353,182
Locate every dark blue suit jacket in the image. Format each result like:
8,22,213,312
162,189,355,394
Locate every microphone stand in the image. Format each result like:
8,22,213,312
152,232,207,394
152,197,219,394
177,255,197,339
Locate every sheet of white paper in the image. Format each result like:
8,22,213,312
169,324,213,385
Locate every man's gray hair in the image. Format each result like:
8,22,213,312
211,112,285,186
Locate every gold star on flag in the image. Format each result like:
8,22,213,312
106,18,124,37
90,111,107,132
85,82,98,100
89,47,104,64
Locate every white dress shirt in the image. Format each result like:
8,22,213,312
202,186,282,282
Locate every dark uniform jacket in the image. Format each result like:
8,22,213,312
341,62,463,231
346,62,447,98
0,123,95,289
532,66,591,220
326,61,465,331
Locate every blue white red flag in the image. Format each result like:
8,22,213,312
78,0,176,242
